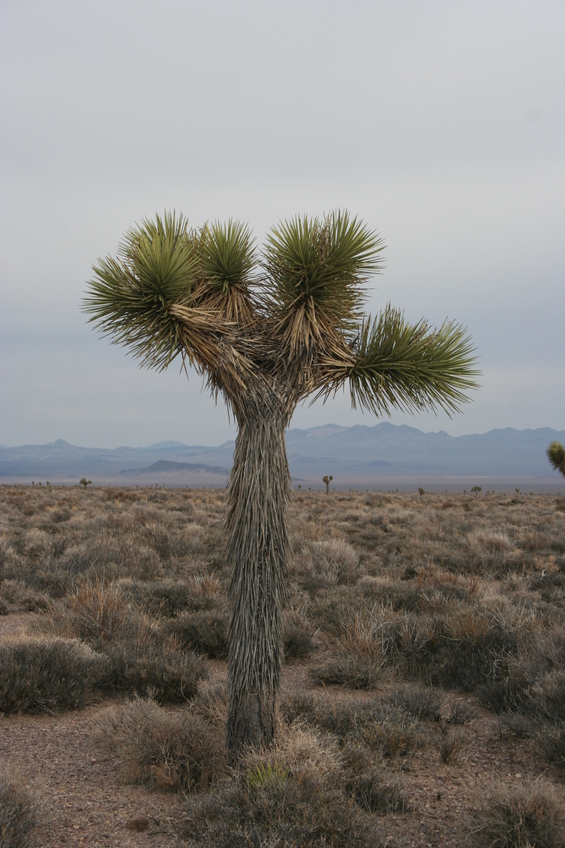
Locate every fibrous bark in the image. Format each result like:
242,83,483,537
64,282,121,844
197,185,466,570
225,393,292,761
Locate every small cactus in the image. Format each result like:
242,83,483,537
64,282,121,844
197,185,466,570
322,475,333,495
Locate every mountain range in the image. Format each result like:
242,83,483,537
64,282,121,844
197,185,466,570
1,423,564,492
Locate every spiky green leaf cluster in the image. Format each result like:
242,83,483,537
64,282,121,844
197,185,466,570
346,307,479,417
263,211,385,329
200,221,256,293
83,212,197,370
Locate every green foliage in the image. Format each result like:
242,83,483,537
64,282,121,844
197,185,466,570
245,762,290,790
548,441,565,478
200,220,256,293
346,307,479,417
263,210,384,329
84,211,199,370
84,208,479,424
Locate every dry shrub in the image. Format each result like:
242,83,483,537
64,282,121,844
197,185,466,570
283,611,314,659
193,682,228,727
124,573,223,617
163,610,228,659
342,745,406,814
0,636,107,713
439,727,467,764
0,580,50,613
521,531,550,552
39,581,208,702
468,530,514,555
0,769,39,848
180,723,380,847
467,778,565,847
538,723,565,772
477,631,565,719
311,599,522,694
283,693,424,759
310,651,385,690
102,640,207,703
292,539,360,589
96,697,226,793
310,612,387,690
386,685,444,723
41,580,154,649
309,587,369,636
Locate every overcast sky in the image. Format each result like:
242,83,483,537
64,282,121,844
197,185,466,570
1,0,564,448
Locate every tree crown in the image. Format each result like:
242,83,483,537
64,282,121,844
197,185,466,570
83,210,479,419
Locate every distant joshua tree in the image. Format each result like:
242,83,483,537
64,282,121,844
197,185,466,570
79,478,92,489
547,442,565,478
83,210,478,761
322,475,333,495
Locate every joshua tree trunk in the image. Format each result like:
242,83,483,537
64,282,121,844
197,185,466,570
225,394,292,761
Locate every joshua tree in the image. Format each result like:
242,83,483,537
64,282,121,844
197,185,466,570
547,441,565,478
79,478,92,489
322,474,333,494
83,210,478,760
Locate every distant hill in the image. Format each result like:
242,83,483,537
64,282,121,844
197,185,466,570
118,460,231,476
1,423,564,491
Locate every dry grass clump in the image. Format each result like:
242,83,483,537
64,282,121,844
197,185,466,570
311,598,525,694
102,639,207,703
283,610,315,659
291,539,360,591
163,610,229,659
0,636,107,713
179,723,385,847
341,744,407,814
466,778,565,847
438,726,467,764
310,611,388,690
0,769,39,848
40,580,152,648
37,581,208,703
95,697,226,793
282,692,427,759
467,529,515,555
124,573,223,616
